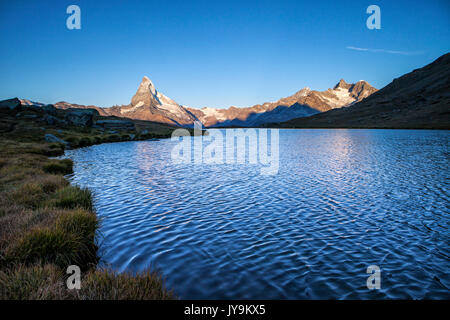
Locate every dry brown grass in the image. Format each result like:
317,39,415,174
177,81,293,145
0,264,174,300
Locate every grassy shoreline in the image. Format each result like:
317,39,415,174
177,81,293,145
0,112,175,299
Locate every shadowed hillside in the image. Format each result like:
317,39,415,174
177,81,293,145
267,53,450,129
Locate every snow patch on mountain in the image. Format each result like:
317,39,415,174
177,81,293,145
324,87,355,108
201,107,227,121
120,101,144,114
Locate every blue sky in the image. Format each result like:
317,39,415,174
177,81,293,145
0,0,448,109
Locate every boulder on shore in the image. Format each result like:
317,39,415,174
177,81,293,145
43,114,65,126
41,104,57,116
0,98,21,110
65,108,99,127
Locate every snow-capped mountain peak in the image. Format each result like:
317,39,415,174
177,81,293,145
121,76,198,125
30,77,377,128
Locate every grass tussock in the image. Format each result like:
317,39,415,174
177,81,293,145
55,209,97,241
4,210,98,270
0,265,173,300
43,159,73,175
0,264,66,300
0,208,97,268
45,186,92,211
10,175,69,208
77,269,174,300
11,182,46,209
5,228,92,269
28,143,65,157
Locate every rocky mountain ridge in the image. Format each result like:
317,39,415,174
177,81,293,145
19,77,377,127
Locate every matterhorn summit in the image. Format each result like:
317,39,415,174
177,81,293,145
117,76,198,126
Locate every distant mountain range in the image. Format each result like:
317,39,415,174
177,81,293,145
18,52,449,129
187,79,376,127
269,52,450,129
21,77,377,128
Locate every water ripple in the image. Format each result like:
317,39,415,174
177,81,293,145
63,129,450,299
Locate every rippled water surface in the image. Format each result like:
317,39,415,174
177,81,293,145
64,129,450,299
